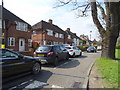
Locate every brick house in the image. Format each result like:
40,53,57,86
65,28,80,46
1,6,32,52
32,19,66,45
65,28,74,45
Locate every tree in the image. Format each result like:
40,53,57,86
55,0,120,59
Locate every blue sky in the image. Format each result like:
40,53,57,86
2,0,100,41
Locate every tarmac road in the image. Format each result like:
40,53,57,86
2,51,101,89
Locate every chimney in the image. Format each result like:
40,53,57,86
48,19,52,24
67,28,70,31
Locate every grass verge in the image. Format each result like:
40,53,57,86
96,57,118,88
116,49,120,59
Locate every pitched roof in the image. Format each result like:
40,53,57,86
32,20,66,34
65,30,80,39
0,6,31,26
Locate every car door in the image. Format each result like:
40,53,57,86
54,46,63,60
60,46,68,59
2,49,27,77
76,47,81,55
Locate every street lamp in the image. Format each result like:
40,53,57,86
90,31,92,41
90,31,92,45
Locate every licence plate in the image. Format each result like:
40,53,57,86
38,54,44,56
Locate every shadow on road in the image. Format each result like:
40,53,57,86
57,59,80,69
2,70,52,89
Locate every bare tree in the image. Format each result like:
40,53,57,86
55,0,120,59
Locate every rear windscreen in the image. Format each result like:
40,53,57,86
65,47,71,49
36,46,52,52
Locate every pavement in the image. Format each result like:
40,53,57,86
88,62,107,88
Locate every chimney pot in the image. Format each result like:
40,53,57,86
48,19,52,24
67,28,70,31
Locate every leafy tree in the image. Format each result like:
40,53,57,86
55,0,120,59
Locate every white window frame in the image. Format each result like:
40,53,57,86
55,33,59,38
15,21,28,31
59,34,64,38
68,35,71,39
28,39,32,47
8,37,15,46
47,29,53,36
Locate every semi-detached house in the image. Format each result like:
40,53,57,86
65,28,80,46
1,6,32,52
32,19,66,45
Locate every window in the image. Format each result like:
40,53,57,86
59,34,64,38
54,42,58,45
28,39,32,47
0,19,2,28
1,50,18,58
55,33,58,38
33,31,36,35
47,29,53,36
68,35,71,39
8,37,15,46
15,21,28,31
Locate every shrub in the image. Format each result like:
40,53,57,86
116,45,120,49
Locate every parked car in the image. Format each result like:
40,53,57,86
34,45,69,66
87,47,97,52
65,46,82,57
0,48,41,78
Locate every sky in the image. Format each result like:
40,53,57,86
1,0,100,41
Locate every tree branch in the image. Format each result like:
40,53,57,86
91,1,106,37
54,0,72,8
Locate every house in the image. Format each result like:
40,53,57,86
80,34,90,45
65,28,80,46
65,28,73,45
1,6,32,52
32,19,66,45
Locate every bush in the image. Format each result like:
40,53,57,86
116,45,120,49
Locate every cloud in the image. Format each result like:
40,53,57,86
3,0,99,41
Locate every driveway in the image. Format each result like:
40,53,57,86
3,51,101,89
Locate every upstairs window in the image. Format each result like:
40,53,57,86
55,33,59,38
59,34,64,38
47,29,53,36
8,37,15,46
68,35,71,39
15,21,28,31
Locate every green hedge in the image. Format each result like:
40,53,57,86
116,45,120,49
76,45,97,51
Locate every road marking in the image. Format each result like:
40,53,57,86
24,80,48,89
52,85,64,88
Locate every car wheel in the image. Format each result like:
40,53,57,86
54,57,58,66
32,62,41,74
72,53,75,58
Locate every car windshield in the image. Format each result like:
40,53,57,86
88,47,95,49
36,46,52,52
65,47,72,49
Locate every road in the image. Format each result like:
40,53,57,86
2,51,101,89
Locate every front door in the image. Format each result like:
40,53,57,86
19,38,25,51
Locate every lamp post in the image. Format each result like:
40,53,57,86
90,31,92,45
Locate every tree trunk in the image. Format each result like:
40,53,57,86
91,2,120,59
